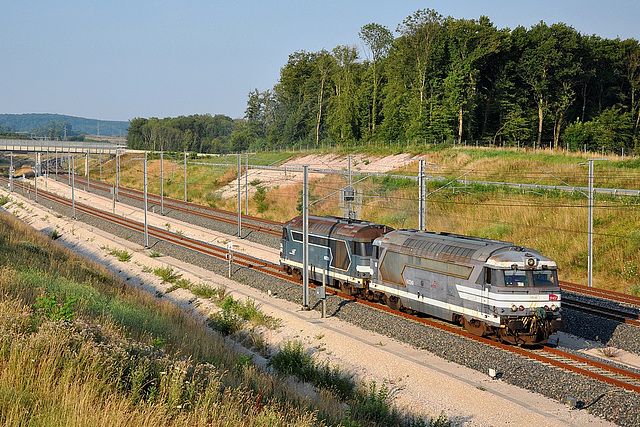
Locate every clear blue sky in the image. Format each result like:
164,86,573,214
2,0,638,122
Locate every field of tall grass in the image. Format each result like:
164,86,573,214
86,147,640,293
0,210,448,426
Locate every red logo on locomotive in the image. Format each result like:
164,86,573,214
548,294,558,301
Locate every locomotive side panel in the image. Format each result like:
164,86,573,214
373,248,494,324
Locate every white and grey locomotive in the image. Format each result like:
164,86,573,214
280,215,565,345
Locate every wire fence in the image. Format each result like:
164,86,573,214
254,139,638,160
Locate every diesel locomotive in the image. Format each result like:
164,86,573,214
280,215,565,345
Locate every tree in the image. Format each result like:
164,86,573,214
328,45,361,141
396,9,444,116
516,22,583,149
359,23,394,136
443,16,504,144
516,22,555,148
548,23,583,148
620,39,640,136
315,50,334,145
278,51,321,145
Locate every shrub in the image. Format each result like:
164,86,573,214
153,266,181,283
253,186,269,213
190,283,224,299
269,340,355,401
208,309,242,335
33,294,78,321
102,246,132,262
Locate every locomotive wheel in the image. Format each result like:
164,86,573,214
386,295,402,311
292,269,302,281
339,282,352,296
463,318,489,337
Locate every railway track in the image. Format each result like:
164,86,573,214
2,177,286,279
561,299,640,326
9,175,640,326
60,174,283,237
324,287,640,394
561,281,640,326
5,176,640,396
561,280,640,306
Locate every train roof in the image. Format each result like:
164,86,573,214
375,229,517,263
283,215,393,240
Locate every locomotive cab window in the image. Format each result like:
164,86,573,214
532,270,558,287
478,267,505,287
504,270,528,287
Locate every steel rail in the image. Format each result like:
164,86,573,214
3,177,290,281
561,299,640,326
45,174,282,237
326,288,640,394
78,174,282,226
561,280,640,306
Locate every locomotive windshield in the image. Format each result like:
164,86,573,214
505,271,527,287
502,269,558,287
532,270,558,287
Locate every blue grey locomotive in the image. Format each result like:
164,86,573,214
280,215,392,294
280,216,564,345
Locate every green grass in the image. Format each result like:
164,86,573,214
153,265,182,283
1,210,455,426
101,246,132,262
208,294,281,335
269,340,355,401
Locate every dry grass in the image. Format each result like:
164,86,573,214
88,148,640,293
267,172,639,293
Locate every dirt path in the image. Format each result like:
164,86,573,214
218,153,417,199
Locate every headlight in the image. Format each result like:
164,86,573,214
550,304,557,311
519,305,525,311
527,258,536,266
511,304,518,312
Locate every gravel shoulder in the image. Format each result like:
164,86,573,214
0,179,618,426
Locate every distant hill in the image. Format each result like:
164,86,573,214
0,113,129,137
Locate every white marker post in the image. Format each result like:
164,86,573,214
227,241,233,278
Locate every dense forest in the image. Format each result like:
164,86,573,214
127,114,239,152
128,10,640,154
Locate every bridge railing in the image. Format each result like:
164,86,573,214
0,139,125,154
